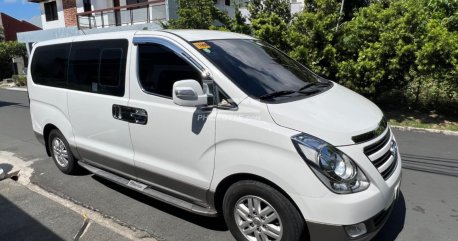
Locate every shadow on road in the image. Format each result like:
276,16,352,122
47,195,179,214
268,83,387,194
373,192,406,241
0,163,13,174
0,100,29,108
91,175,229,232
0,195,64,240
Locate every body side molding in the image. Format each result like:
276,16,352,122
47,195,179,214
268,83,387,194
78,161,218,217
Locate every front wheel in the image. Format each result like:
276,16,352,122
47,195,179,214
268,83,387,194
223,180,307,241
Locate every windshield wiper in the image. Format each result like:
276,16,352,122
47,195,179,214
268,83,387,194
298,82,332,92
259,90,296,100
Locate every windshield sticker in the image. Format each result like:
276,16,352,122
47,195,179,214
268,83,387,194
193,42,211,50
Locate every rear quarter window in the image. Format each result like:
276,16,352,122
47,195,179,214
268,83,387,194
31,40,129,97
31,43,70,87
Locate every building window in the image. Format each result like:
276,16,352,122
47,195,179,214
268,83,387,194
225,0,230,6
44,1,58,22
83,0,92,12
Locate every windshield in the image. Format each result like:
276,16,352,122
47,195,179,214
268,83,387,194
191,39,331,101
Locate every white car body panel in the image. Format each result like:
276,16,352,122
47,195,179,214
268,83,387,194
267,83,384,146
28,30,402,240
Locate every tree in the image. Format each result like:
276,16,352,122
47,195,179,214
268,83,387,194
251,12,289,50
336,0,457,109
231,1,252,34
0,41,27,79
248,0,291,23
247,0,291,50
0,27,4,42
288,0,341,78
166,0,233,30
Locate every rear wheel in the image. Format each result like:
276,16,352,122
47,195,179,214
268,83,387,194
223,180,307,241
48,129,78,174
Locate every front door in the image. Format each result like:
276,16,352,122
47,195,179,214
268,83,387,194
128,38,216,205
67,39,135,177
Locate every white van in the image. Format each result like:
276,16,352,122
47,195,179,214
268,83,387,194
28,30,401,241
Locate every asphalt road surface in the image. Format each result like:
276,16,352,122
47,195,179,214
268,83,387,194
1,88,457,241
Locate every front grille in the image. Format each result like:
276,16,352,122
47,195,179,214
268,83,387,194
363,128,398,180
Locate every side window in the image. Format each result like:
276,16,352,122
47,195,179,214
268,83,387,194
138,44,202,98
31,43,70,87
99,49,123,87
68,40,127,97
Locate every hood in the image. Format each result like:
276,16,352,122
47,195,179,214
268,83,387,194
267,83,383,146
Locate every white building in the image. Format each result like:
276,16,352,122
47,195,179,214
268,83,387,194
19,0,305,53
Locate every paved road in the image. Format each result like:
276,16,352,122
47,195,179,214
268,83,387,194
1,88,457,241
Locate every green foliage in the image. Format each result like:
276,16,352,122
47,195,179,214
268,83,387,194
166,0,234,30
0,27,4,42
336,0,457,112
164,0,457,115
247,0,291,50
12,75,27,86
231,3,252,34
251,13,289,50
248,0,291,22
167,0,218,29
0,41,26,58
0,41,27,80
288,0,341,78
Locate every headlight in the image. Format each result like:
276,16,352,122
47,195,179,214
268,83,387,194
292,133,370,194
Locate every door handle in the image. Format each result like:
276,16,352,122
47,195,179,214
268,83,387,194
112,105,148,125
130,109,148,125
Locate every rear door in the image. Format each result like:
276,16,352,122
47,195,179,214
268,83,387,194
67,39,136,177
127,37,216,205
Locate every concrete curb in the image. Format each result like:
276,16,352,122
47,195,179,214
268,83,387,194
391,125,458,136
0,158,157,241
1,87,28,92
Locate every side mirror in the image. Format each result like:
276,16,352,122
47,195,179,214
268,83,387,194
173,79,208,107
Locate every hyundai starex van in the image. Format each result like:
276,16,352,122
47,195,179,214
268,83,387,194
28,30,401,241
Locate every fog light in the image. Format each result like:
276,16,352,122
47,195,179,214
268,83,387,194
345,223,367,238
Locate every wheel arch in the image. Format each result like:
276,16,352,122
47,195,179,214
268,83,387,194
43,123,58,157
212,173,305,222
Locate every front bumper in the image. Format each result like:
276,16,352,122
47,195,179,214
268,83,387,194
307,196,396,241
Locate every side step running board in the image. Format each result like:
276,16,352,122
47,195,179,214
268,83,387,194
78,161,218,217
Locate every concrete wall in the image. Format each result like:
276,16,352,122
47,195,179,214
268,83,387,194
40,0,66,29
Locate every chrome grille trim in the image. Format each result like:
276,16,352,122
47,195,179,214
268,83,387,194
363,128,398,180
364,128,391,156
352,118,388,144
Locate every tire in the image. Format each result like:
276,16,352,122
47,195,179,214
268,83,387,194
223,180,307,241
48,129,79,174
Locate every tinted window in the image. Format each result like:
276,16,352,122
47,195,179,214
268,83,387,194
99,49,124,87
138,44,201,98
31,43,70,87
192,39,329,100
68,40,128,97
